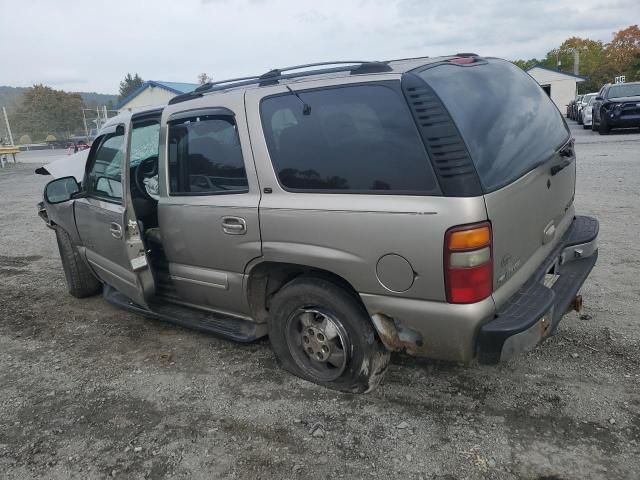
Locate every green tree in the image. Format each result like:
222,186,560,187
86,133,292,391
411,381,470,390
632,50,640,80
197,73,212,85
511,28,640,93
118,73,144,100
549,37,608,92
12,85,85,142
606,25,640,82
512,58,541,71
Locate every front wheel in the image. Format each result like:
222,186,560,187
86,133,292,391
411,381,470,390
598,116,610,135
268,276,390,393
54,226,102,298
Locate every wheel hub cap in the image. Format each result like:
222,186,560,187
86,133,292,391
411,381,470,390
286,308,349,381
302,325,332,361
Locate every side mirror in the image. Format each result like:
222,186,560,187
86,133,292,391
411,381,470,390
44,176,81,204
595,96,603,101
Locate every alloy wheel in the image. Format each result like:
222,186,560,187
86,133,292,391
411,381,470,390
285,308,350,381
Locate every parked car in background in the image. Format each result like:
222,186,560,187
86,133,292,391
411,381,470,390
592,82,640,134
38,55,599,393
46,140,69,149
582,94,597,129
577,93,597,125
570,95,583,120
567,99,576,119
68,141,91,150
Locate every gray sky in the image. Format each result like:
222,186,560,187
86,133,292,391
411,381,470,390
1,0,637,94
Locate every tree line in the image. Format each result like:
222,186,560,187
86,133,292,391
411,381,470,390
8,85,86,144
513,25,640,93
2,74,142,145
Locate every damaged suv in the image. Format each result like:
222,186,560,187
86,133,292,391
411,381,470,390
39,55,598,393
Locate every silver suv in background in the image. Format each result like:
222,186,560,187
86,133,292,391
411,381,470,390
39,55,598,393
577,92,597,126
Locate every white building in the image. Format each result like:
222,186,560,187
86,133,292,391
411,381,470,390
116,80,199,112
526,66,586,113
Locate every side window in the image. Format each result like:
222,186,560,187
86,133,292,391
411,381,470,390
86,133,124,201
130,120,160,167
260,84,438,194
167,115,248,195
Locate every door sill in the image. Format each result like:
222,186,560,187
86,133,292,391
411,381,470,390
103,285,266,342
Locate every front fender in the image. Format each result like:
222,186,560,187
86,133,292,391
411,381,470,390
41,195,81,245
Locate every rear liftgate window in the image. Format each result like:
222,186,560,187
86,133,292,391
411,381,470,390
168,115,248,195
260,84,439,194
418,59,570,192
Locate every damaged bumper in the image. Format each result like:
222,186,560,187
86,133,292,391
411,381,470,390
478,216,599,363
362,216,598,364
361,293,495,363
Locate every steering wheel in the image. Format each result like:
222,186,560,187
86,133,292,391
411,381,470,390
134,156,160,201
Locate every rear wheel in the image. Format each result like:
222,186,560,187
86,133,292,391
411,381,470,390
268,276,390,393
54,226,102,298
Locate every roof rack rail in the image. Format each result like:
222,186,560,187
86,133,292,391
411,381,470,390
195,74,263,92
168,60,392,105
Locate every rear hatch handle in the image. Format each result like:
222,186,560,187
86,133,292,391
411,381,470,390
551,139,575,176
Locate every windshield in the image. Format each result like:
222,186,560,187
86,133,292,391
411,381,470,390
417,59,570,192
582,94,596,103
608,83,640,99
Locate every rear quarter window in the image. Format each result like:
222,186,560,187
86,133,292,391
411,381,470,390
260,84,440,194
418,59,570,192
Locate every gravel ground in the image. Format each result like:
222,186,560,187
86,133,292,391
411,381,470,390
1,124,639,480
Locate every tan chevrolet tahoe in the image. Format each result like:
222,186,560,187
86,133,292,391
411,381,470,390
39,55,599,393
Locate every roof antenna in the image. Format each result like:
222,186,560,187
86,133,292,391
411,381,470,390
285,86,311,115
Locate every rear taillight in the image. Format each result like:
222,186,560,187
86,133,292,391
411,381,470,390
444,222,493,304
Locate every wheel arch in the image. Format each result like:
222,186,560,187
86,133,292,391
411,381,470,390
245,261,364,324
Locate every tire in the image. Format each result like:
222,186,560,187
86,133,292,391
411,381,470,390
583,124,590,129
54,226,102,298
268,276,390,393
598,116,610,135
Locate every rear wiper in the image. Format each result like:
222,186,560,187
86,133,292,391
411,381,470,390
551,140,575,176
558,138,575,158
